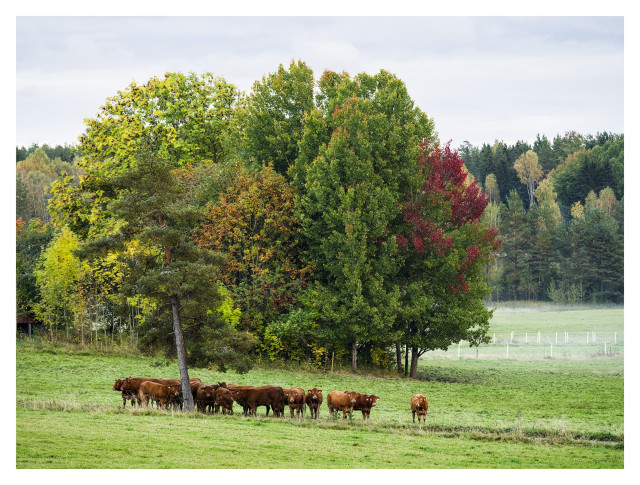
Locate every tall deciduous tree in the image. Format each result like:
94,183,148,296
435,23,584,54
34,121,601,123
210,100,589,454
394,141,501,378
80,72,240,167
514,150,543,207
33,226,83,339
239,60,315,176
295,69,435,371
197,164,312,340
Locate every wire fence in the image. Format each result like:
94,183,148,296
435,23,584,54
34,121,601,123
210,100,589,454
423,330,624,361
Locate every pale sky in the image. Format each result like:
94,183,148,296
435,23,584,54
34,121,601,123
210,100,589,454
15,15,624,150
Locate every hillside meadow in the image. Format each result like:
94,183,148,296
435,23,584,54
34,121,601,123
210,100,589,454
16,306,624,469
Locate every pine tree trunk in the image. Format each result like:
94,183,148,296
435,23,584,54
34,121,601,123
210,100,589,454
171,295,194,412
351,341,358,372
396,342,403,375
409,346,420,379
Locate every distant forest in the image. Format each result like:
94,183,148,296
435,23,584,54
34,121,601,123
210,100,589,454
458,130,623,303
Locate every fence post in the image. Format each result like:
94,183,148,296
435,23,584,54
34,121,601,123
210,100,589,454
556,332,558,344
614,332,617,344
458,341,461,359
506,343,509,359
550,343,553,358
525,332,528,343
511,331,514,343
604,342,607,355
493,333,496,344
587,332,589,344
538,331,541,344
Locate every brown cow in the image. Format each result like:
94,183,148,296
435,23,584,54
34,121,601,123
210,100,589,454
305,388,323,419
113,378,139,408
344,391,380,420
195,384,217,413
214,387,234,415
283,388,306,418
120,377,200,409
225,384,255,416
137,381,181,409
230,386,285,417
327,390,358,419
411,393,429,423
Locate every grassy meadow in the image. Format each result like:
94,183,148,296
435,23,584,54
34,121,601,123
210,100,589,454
16,305,624,468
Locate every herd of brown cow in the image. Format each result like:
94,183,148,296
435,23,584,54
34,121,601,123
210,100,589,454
112,377,429,422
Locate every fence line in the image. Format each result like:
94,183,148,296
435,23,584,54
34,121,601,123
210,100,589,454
423,329,624,361
487,330,623,346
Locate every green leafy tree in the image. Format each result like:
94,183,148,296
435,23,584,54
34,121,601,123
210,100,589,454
16,175,29,221
239,60,315,176
16,218,55,320
33,226,83,339
79,72,240,167
16,148,56,221
298,98,401,370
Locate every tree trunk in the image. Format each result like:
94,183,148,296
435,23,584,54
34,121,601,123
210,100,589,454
64,304,68,341
396,342,403,375
404,344,409,377
171,295,195,412
351,340,358,372
409,346,420,379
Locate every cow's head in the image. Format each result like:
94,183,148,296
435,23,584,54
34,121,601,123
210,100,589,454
203,386,215,399
308,388,322,401
121,377,133,391
113,379,123,391
169,385,181,399
369,395,380,407
218,382,227,389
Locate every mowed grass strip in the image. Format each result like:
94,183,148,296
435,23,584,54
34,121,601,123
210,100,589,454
16,408,623,469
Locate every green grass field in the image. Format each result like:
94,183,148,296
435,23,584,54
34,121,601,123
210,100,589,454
16,305,624,468
426,303,624,360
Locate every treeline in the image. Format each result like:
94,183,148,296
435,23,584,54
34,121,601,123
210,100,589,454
459,133,624,303
17,143,76,163
16,144,83,222
15,61,623,382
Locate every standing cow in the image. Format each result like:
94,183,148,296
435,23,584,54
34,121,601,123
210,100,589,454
229,386,285,417
195,384,217,413
327,390,358,419
137,381,181,409
283,388,306,418
305,388,323,419
344,391,380,420
214,387,234,415
113,378,139,408
411,393,429,423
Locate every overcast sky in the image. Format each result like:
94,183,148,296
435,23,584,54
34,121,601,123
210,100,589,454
16,16,623,150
